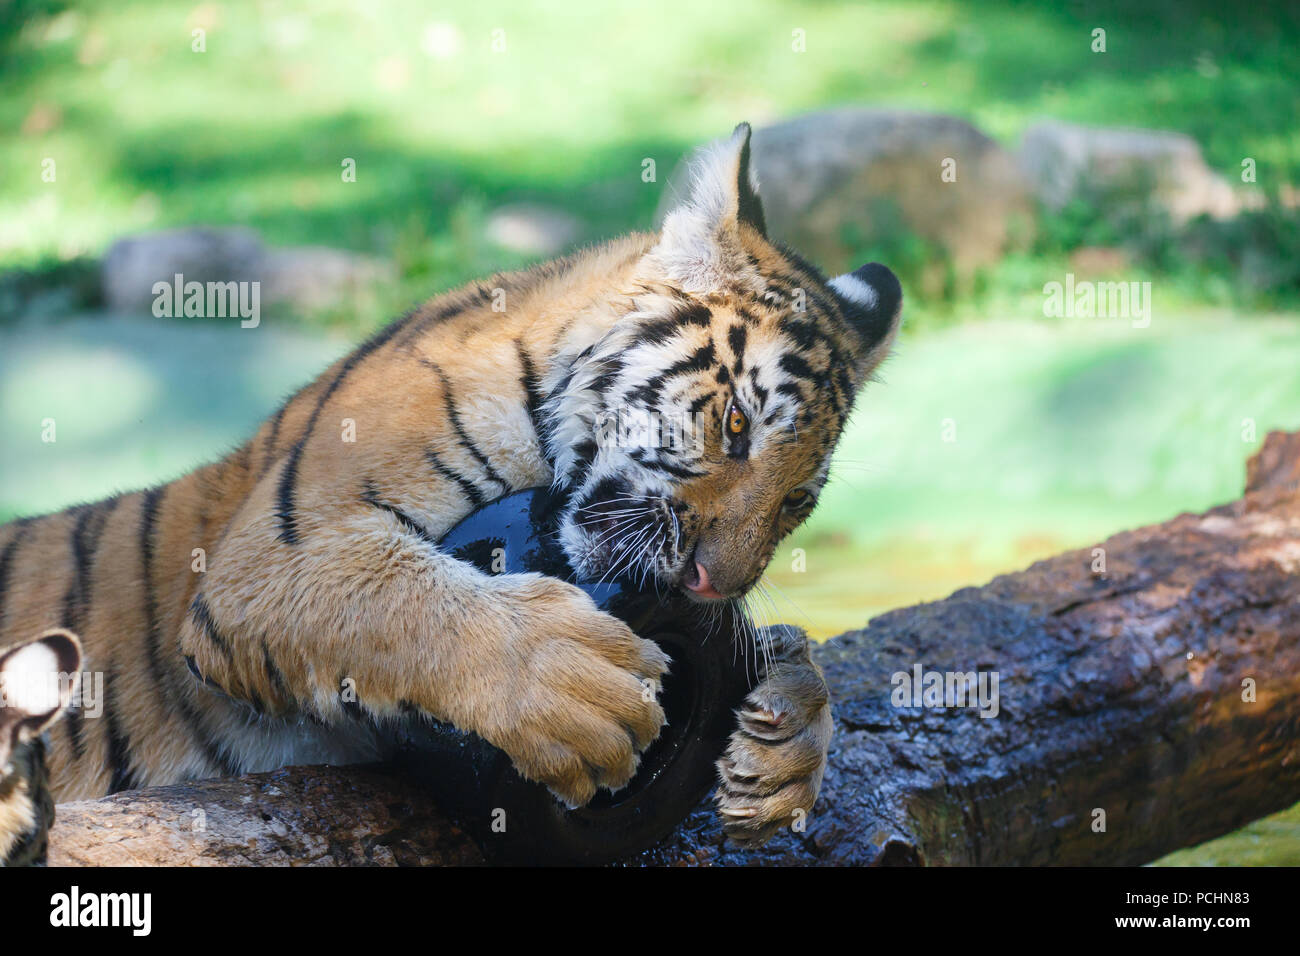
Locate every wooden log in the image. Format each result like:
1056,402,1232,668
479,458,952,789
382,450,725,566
48,764,484,866
47,430,1300,866
639,429,1300,865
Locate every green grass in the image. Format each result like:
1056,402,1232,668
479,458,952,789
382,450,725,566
3,0,1299,325
1155,802,1300,866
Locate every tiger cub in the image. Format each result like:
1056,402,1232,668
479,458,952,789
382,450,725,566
0,630,82,866
0,124,900,843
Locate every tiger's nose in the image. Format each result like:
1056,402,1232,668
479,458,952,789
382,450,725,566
683,559,725,600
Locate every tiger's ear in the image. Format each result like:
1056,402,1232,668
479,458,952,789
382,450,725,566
829,262,904,380
0,630,82,769
650,123,767,292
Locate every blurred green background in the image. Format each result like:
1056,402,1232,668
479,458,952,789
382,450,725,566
2,0,1299,864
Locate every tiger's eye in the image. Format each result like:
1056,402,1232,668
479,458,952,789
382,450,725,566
784,489,811,508
727,403,748,435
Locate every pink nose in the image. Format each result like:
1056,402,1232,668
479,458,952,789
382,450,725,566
684,560,725,600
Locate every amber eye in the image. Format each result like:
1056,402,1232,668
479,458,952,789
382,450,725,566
726,402,748,436
783,488,813,509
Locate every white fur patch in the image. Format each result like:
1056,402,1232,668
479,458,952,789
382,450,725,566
0,642,62,717
828,273,878,310
648,129,766,296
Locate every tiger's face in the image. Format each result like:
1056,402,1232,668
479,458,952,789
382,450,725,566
555,124,901,603
0,630,81,867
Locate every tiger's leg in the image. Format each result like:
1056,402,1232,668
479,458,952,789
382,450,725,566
714,624,833,844
180,503,670,809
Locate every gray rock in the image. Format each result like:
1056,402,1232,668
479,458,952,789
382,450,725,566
101,227,265,313
259,245,392,313
101,226,390,316
657,109,1035,283
485,203,582,257
1018,120,1239,223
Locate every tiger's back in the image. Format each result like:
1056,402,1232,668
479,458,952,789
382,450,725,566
0,234,655,802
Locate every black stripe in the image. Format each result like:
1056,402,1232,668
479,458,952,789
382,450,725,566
628,304,712,352
666,342,716,378
630,316,683,349
102,665,140,794
779,352,819,383
776,381,804,403
590,358,624,398
834,366,855,405
261,641,291,706
425,450,485,507
687,391,715,415
58,509,93,758
515,339,549,444
57,500,112,755
139,487,241,777
567,439,598,483
627,342,717,406
361,481,441,544
258,400,290,478
728,324,748,375
276,319,407,544
0,518,33,634
60,507,94,626
64,497,119,628
629,449,706,479
780,317,845,369
396,283,496,347
425,362,509,492
677,304,712,327
188,594,234,662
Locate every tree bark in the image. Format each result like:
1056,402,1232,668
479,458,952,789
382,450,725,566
48,430,1300,866
47,764,485,866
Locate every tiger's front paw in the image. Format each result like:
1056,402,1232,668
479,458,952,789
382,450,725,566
715,625,832,845
487,575,671,809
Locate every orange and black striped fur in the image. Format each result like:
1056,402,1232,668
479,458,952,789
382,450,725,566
0,125,900,843
1,630,82,866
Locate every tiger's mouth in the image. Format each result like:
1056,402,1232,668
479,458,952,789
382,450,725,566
567,489,686,588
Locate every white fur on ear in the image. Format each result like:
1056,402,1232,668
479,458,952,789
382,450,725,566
649,124,765,295
0,641,62,717
827,262,904,379
828,272,879,310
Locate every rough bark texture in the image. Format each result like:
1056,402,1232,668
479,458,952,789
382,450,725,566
48,431,1300,866
48,765,484,866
